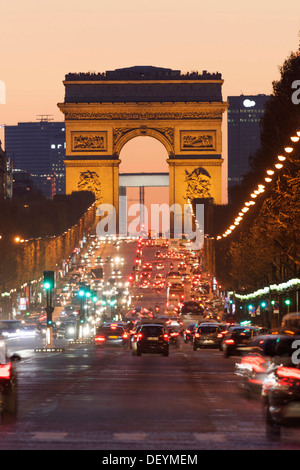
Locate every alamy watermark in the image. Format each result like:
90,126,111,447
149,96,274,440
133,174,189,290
96,199,205,250
291,80,300,104
291,340,300,364
0,80,6,104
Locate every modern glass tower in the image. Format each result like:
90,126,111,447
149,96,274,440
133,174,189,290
4,119,66,198
227,94,270,187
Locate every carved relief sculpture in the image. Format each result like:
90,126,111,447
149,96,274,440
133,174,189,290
180,130,216,151
78,170,102,202
184,167,212,201
72,132,107,151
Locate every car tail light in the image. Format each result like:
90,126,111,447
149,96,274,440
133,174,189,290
186,329,191,334
195,333,200,338
0,363,11,379
277,367,300,380
95,335,106,343
122,332,129,339
224,339,235,345
163,334,169,341
137,333,143,341
217,333,223,338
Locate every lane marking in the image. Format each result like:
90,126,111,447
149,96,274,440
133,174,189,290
113,433,147,441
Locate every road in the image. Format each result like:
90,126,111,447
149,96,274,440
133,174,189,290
1,238,300,450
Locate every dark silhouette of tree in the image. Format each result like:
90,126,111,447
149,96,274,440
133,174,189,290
215,48,300,292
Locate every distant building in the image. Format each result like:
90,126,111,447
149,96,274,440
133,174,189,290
227,94,270,187
0,140,13,198
4,120,66,198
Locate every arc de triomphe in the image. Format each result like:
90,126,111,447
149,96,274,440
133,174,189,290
58,66,228,233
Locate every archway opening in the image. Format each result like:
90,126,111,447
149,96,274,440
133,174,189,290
119,136,169,236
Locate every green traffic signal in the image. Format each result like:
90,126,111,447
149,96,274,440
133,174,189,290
285,299,291,306
43,271,55,290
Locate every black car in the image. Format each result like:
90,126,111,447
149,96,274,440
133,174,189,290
94,323,129,347
0,340,21,416
222,326,266,357
132,323,169,356
193,323,222,350
235,334,294,395
261,335,300,436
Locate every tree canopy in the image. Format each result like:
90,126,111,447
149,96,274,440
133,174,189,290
215,50,300,292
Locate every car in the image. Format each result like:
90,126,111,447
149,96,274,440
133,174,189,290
261,335,300,437
166,326,180,348
181,301,203,315
57,321,79,340
132,323,169,356
0,340,21,416
166,271,182,283
129,323,142,350
156,263,165,270
183,323,198,343
0,320,22,339
235,334,293,395
192,323,223,350
221,326,266,357
94,323,129,347
140,280,151,289
61,305,79,317
112,268,122,278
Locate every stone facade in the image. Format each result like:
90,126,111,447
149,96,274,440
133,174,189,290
58,66,228,231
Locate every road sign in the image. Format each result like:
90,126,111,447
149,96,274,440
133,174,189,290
273,301,279,314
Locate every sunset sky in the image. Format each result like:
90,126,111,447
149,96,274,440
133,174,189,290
1,0,299,204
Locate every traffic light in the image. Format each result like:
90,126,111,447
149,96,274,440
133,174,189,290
260,301,267,308
43,271,55,290
78,284,91,298
46,306,54,326
109,296,117,307
285,299,291,306
92,291,98,303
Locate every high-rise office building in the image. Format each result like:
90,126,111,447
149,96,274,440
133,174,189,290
0,140,13,198
4,119,66,198
227,94,270,187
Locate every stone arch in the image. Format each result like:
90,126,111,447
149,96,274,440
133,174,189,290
58,66,228,234
113,127,174,157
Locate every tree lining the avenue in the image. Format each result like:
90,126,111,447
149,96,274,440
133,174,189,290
0,191,95,292
214,49,300,293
